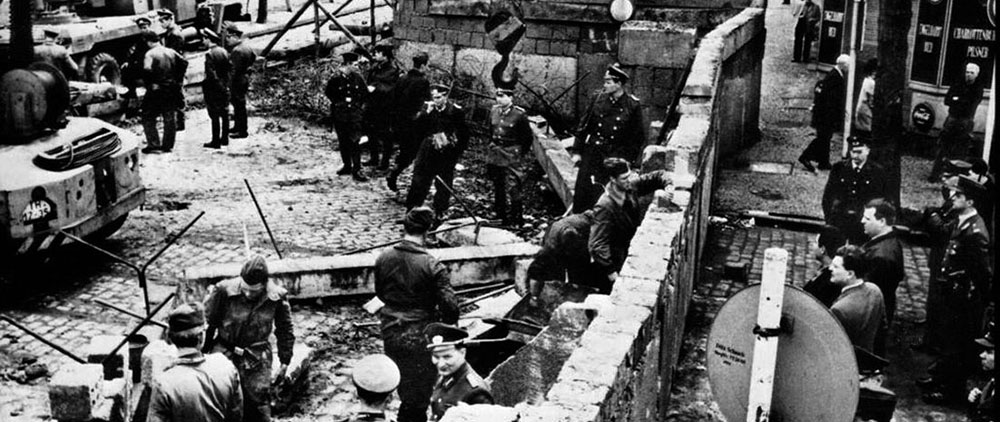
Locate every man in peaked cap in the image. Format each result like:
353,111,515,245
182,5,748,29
157,8,187,131
966,324,994,422
387,51,432,192
34,28,79,80
405,83,470,221
227,25,256,139
920,176,992,405
204,255,295,422
340,354,400,422
425,323,493,421
571,63,646,213
485,78,534,226
326,49,370,182
374,207,459,422
363,44,401,169
202,29,232,149
148,303,244,422
821,135,891,245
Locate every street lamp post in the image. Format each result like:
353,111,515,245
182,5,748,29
842,0,862,157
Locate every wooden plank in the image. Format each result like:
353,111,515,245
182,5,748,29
745,247,788,422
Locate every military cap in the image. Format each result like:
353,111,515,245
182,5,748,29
606,63,629,82
240,255,269,287
403,206,436,233
341,50,360,63
43,29,60,38
495,75,517,94
352,354,400,394
975,323,994,349
948,175,988,202
156,9,175,18
373,44,394,55
425,323,469,350
226,25,244,36
134,16,152,26
413,51,429,66
943,159,973,176
847,136,871,149
968,157,989,176
602,157,631,178
431,83,451,94
168,302,206,334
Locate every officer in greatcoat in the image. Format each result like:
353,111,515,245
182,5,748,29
325,50,370,182
425,323,493,421
572,63,646,213
202,30,232,149
157,9,187,131
374,207,460,422
485,81,534,226
340,354,400,422
919,177,992,405
404,84,470,220
386,52,431,192
204,255,296,422
967,327,995,422
821,136,891,245
363,44,401,169
228,26,256,139
140,30,186,154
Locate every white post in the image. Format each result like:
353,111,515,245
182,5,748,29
841,0,861,157
984,66,995,165
745,248,790,422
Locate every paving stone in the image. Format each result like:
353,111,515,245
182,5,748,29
49,363,104,422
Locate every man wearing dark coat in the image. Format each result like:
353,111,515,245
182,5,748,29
140,30,186,154
589,158,671,293
799,54,849,171
821,137,891,245
228,27,256,139
572,63,646,213
202,30,232,149
404,84,470,218
425,323,493,421
829,245,886,354
920,177,993,405
860,199,904,356
929,63,985,181
387,52,432,192
526,210,602,294
803,225,846,308
966,328,994,422
791,0,821,63
364,45,401,169
325,51,370,182
157,9,187,131
485,82,534,226
375,207,460,422
122,17,152,104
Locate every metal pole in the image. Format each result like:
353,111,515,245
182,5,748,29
103,293,176,365
984,65,995,165
92,300,169,329
744,248,789,422
342,220,480,255
460,284,515,307
244,179,283,259
313,0,320,58
841,0,861,158
434,175,479,223
259,0,315,58
369,0,376,46
0,315,86,364
314,1,372,56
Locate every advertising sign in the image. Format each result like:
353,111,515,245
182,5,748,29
911,0,949,84
942,0,994,86
819,0,846,64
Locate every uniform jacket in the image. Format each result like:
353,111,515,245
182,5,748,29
589,170,670,275
830,282,886,353
147,350,243,422
430,363,493,421
395,69,430,119
486,105,533,167
364,61,400,116
229,42,256,87
416,101,470,153
944,78,984,119
821,160,890,222
812,68,846,130
940,211,992,295
203,45,231,111
527,210,595,285
574,91,646,163
325,68,369,123
374,240,460,324
144,44,187,88
968,378,994,422
162,26,185,52
861,229,905,308
204,278,295,365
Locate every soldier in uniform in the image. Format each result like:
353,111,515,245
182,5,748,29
485,82,533,226
140,30,187,154
228,26,256,139
821,136,891,245
967,326,994,422
325,50,370,182
425,323,493,421
122,17,152,105
364,44,401,169
341,354,400,422
572,63,646,213
148,302,243,422
589,158,672,293
404,84,470,219
34,29,79,80
204,255,296,422
202,30,231,149
157,9,187,131
526,210,602,295
387,52,431,192
919,177,992,405
374,207,460,422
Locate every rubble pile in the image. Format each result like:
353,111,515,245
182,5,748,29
0,352,49,384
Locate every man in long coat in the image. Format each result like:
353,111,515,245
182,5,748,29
363,44,401,169
325,50,370,181
799,54,849,171
405,84,470,219
202,30,231,149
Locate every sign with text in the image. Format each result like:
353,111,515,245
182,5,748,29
911,0,949,84
942,0,994,86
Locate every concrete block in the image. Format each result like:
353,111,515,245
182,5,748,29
618,21,696,68
546,379,610,407
95,378,129,422
84,335,130,381
140,340,177,386
515,258,531,296
436,218,524,246
49,363,104,422
619,249,669,282
582,294,610,315
439,404,518,422
518,403,600,422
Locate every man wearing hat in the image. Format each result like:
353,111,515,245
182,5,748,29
386,52,432,192
148,302,244,422
202,29,232,149
405,83,470,219
363,44,401,169
374,207,460,422
122,17,153,104
157,9,187,131
572,63,646,213
34,29,79,80
821,136,891,245
425,323,493,421
325,50,370,182
589,158,671,293
227,25,256,139
204,255,295,422
485,79,533,226
341,354,400,422
141,29,187,154
919,176,992,405
966,325,994,422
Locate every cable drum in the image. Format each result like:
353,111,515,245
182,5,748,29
0,62,71,142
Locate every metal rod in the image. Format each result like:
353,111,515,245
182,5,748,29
92,299,169,329
461,284,515,307
313,0,320,58
103,293,176,365
434,175,479,223
455,282,508,297
0,315,86,364
259,0,315,58
369,0,376,46
244,179,283,259
342,220,479,255
549,71,591,104
139,211,205,316
314,1,372,56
